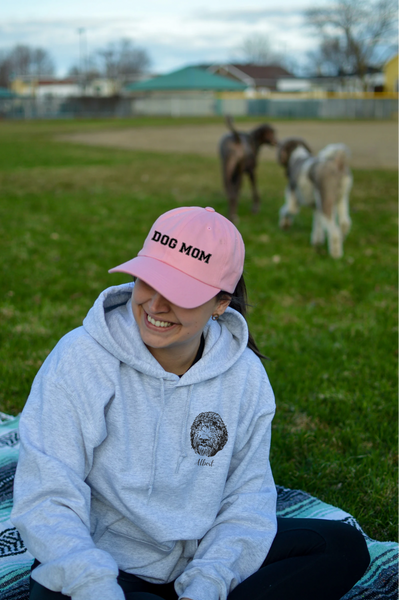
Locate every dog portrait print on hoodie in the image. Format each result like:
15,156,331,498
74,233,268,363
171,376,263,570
190,412,228,459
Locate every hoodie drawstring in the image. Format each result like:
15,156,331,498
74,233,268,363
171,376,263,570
175,385,193,474
147,379,165,497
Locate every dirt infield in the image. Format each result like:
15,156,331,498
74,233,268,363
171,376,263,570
61,120,398,169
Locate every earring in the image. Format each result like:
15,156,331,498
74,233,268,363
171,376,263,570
211,314,219,321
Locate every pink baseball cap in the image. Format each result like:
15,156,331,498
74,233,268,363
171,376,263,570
108,206,245,308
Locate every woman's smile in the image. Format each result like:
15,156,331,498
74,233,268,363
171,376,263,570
145,311,176,330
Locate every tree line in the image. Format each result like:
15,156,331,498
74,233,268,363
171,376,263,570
0,38,152,88
237,0,397,87
0,0,397,89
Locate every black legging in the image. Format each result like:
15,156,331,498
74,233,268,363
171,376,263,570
29,517,370,600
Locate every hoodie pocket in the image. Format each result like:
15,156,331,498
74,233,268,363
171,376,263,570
97,517,178,569
108,526,176,552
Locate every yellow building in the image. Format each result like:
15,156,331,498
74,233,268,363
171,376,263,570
384,54,398,93
10,78,37,96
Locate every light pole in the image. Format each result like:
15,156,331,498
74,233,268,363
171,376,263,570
77,27,86,94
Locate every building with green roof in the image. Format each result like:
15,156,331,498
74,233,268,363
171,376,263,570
125,66,247,93
0,87,17,98
124,66,247,116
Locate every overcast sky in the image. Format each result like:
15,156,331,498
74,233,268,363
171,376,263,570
1,0,330,76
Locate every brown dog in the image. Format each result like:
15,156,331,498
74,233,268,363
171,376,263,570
219,116,277,222
277,137,353,258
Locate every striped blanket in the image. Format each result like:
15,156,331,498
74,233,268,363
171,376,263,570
1,413,397,600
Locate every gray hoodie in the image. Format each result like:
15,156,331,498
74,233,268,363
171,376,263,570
11,282,277,600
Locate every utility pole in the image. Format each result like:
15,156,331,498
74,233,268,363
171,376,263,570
77,27,86,94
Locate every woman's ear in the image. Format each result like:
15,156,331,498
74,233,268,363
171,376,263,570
215,296,231,317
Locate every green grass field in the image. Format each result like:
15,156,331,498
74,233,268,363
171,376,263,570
0,117,397,541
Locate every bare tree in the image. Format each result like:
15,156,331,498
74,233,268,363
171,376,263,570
307,38,350,77
30,48,55,78
236,33,285,66
0,45,54,87
96,38,151,84
305,0,398,85
0,50,11,87
67,57,100,82
67,38,150,89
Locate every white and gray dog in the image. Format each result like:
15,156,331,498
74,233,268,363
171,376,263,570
277,138,353,258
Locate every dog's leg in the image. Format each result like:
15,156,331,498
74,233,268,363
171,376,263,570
226,175,242,224
223,156,243,223
337,173,352,237
279,186,299,229
247,170,261,214
316,183,343,257
311,190,325,245
320,210,343,258
311,209,325,245
228,192,239,223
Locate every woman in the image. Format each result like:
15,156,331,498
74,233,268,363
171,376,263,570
12,206,369,600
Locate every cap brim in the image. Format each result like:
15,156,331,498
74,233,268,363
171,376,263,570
108,256,221,309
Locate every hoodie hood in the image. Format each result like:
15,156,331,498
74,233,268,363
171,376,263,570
82,282,249,383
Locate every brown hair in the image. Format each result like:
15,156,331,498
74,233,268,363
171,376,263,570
217,275,268,360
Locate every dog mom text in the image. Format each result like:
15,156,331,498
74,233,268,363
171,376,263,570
151,231,212,263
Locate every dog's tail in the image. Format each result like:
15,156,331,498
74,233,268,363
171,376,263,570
318,144,351,172
225,114,241,143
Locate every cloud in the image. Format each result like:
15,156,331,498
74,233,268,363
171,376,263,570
193,6,307,22
0,9,316,75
